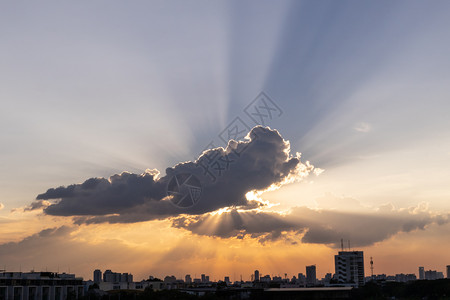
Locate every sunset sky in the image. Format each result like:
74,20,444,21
1,0,450,281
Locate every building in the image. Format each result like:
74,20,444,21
394,273,416,282
93,270,102,284
185,275,192,284
224,277,230,285
0,272,84,300
297,273,306,286
419,267,425,280
201,274,206,283
447,265,450,279
102,270,133,283
164,276,177,283
424,270,444,280
306,265,316,286
334,251,365,287
254,270,259,282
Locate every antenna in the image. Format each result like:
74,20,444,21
370,257,374,280
348,240,350,251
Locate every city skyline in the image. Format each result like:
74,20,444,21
2,249,449,284
1,0,450,282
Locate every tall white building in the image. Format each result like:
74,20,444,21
334,251,365,287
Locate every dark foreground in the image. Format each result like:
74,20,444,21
82,279,450,300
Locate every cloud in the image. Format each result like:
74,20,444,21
28,126,316,224
172,209,303,242
172,203,450,247
354,122,371,133
0,225,161,278
0,203,4,210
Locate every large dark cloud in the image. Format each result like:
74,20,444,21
28,126,315,224
172,204,450,247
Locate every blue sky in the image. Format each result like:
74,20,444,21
1,0,450,278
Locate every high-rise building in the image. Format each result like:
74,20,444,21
102,270,133,283
297,273,306,286
446,265,450,279
254,270,260,282
334,251,365,287
419,267,425,280
424,270,444,280
185,274,192,284
93,269,102,283
224,276,230,284
306,265,316,286
201,274,206,283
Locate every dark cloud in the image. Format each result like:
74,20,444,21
171,209,303,243
0,226,74,258
172,204,450,247
29,126,315,224
23,200,49,211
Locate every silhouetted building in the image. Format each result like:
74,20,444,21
306,265,316,286
272,276,282,282
447,265,450,279
297,273,306,286
94,269,102,283
335,251,365,287
185,274,192,284
419,267,425,280
102,270,133,283
323,273,332,284
224,276,230,284
395,273,416,282
164,275,177,283
254,270,260,282
424,270,444,280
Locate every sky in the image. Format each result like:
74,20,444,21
1,0,450,281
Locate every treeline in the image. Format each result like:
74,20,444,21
352,279,450,299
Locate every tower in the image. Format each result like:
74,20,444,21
370,257,374,280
